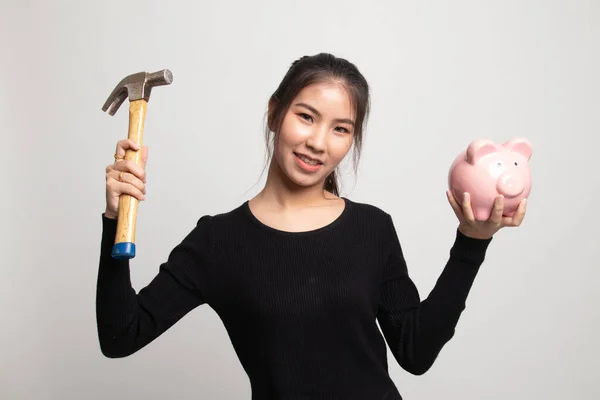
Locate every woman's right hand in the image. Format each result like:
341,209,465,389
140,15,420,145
104,139,148,219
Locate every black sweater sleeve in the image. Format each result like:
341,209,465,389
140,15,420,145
95,213,213,358
376,215,492,375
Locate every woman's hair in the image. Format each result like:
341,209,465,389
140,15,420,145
264,53,370,196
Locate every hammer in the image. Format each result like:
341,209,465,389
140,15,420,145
102,69,173,259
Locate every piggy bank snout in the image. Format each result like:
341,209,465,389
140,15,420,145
496,173,525,198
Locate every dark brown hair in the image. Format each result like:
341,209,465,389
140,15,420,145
264,53,370,196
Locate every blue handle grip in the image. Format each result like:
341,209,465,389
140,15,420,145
111,242,136,260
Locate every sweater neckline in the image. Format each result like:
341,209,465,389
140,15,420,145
242,197,351,236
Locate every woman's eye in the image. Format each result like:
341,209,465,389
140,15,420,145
299,113,312,122
335,127,349,133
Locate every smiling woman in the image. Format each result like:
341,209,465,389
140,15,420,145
271,83,356,187
263,54,369,198
97,52,527,399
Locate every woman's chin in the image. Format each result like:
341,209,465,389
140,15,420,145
283,166,328,188
272,156,331,189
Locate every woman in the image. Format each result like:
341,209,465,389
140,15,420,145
97,53,527,399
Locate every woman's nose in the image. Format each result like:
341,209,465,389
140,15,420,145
306,127,327,152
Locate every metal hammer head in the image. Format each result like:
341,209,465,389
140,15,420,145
102,69,173,115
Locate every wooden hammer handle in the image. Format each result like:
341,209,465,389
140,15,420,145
112,99,147,259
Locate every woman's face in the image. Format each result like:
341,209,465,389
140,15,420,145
272,81,356,190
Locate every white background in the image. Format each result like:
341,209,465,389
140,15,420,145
1,0,598,398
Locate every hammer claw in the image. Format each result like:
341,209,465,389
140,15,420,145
102,88,128,116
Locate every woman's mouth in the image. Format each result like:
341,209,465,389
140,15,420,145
294,152,323,172
295,152,322,165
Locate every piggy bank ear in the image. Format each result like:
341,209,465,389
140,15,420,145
466,139,499,165
503,137,533,160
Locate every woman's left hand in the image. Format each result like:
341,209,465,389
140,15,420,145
446,190,528,240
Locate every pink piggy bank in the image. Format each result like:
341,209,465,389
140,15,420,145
448,138,532,221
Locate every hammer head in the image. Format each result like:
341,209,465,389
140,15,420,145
102,69,173,115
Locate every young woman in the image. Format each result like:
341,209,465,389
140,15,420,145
97,53,527,399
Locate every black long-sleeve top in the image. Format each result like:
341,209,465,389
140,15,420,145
96,197,492,399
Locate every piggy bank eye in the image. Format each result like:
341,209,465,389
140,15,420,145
514,162,518,166
497,162,502,167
